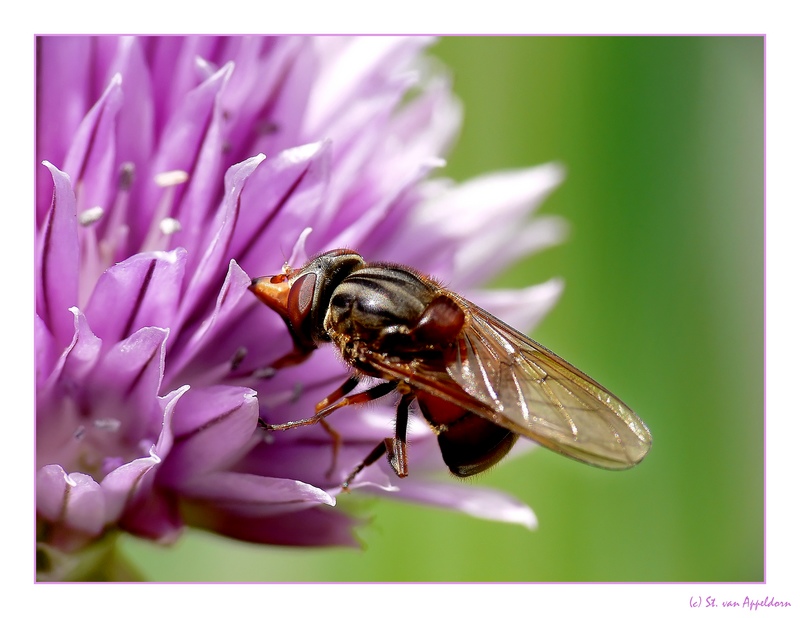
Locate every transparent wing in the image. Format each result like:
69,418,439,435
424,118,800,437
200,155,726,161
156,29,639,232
446,301,652,469
362,297,651,470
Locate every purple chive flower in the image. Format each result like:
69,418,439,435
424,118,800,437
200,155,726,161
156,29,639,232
35,35,565,580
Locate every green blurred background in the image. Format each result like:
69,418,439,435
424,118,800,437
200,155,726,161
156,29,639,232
121,36,764,582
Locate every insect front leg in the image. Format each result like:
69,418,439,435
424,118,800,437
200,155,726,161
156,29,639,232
259,378,398,481
260,379,397,432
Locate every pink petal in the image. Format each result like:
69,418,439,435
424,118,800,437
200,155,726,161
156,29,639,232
381,479,537,530
180,471,334,517
87,326,168,439
232,140,331,275
304,37,433,137
36,37,93,223
37,308,100,410
62,74,123,218
37,466,107,536
101,452,161,525
36,162,79,347
135,62,232,246
220,37,306,160
467,279,565,335
114,386,187,542
101,385,184,524
183,498,361,548
240,437,397,494
37,464,72,522
177,153,266,325
158,386,259,485
147,37,223,132
36,309,101,461
120,486,183,543
392,163,565,285
106,37,155,187
248,39,316,158
165,259,254,387
61,308,102,381
34,313,58,387
84,248,186,343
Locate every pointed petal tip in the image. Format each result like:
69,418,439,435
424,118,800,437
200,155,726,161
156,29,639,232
287,227,313,266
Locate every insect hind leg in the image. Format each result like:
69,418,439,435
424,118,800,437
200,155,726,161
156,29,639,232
342,392,413,489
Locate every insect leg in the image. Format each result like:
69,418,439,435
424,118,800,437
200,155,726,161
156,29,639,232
318,418,341,480
342,391,413,489
314,375,361,411
386,391,412,478
256,375,362,431
261,380,397,431
342,441,387,491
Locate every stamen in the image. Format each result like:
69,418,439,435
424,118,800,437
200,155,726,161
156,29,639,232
291,382,303,403
119,162,135,190
154,170,189,187
78,206,104,226
253,366,276,380
159,217,182,235
142,170,189,252
93,418,121,432
73,425,86,440
230,346,248,370
77,206,106,306
194,56,217,79
257,119,279,135
100,162,135,264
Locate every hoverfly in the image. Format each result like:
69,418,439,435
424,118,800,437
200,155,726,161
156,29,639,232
249,249,651,488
